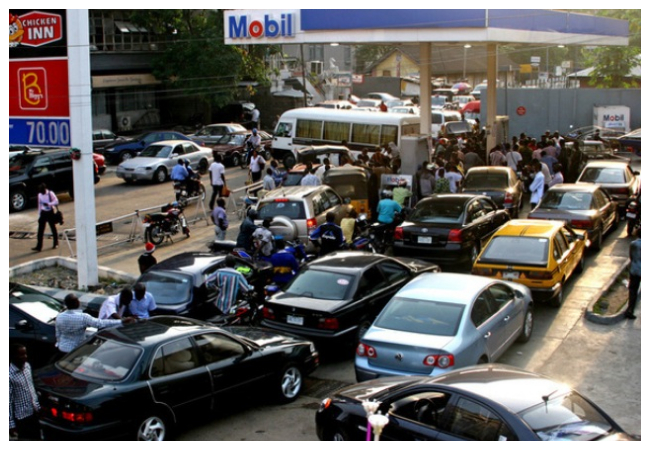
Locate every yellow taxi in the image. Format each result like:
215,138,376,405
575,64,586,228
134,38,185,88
471,220,587,307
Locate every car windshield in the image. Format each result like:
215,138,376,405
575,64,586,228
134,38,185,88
374,296,464,336
57,336,142,382
539,192,593,210
520,391,614,441
431,97,447,107
579,168,626,184
465,173,509,189
409,200,464,224
257,200,306,220
284,269,353,300
479,236,549,266
139,271,194,306
10,289,63,324
139,145,172,158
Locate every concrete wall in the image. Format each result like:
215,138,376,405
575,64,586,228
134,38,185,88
485,88,641,140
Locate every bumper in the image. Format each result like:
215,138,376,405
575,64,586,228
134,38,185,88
392,242,471,266
260,319,356,342
529,282,563,302
116,171,152,182
40,418,131,441
355,361,445,382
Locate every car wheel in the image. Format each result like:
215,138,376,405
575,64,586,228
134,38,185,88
328,427,350,441
231,153,241,168
610,211,619,232
275,364,302,403
283,154,296,169
466,243,480,270
120,151,134,162
517,308,534,343
153,167,167,184
592,229,603,251
550,283,564,308
136,413,170,441
10,189,27,212
146,225,165,246
263,150,272,161
198,158,209,174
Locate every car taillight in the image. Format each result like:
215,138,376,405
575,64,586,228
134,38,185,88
357,343,377,358
570,219,593,229
274,198,289,202
318,317,339,330
423,354,455,368
448,229,462,243
262,307,275,320
504,191,513,206
526,271,553,280
307,217,317,232
394,226,403,241
613,187,630,195
472,267,492,276
50,407,93,424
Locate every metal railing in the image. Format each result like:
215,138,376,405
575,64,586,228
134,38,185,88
225,181,264,219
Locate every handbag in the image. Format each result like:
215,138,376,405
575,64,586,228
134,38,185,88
53,206,64,225
221,183,230,198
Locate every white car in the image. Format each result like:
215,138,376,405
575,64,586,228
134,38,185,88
366,92,399,103
116,140,213,184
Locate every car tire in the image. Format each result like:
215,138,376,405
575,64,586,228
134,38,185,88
231,153,241,168
136,412,171,441
275,364,303,403
466,243,480,270
283,154,296,170
517,308,534,343
198,158,209,174
10,189,27,212
263,150,272,161
153,167,167,184
592,229,603,251
610,211,620,232
269,216,299,241
120,151,134,162
550,283,564,308
146,225,165,246
328,427,350,441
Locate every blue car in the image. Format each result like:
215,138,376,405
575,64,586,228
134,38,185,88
100,131,198,164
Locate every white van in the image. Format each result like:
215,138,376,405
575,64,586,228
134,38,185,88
431,110,462,136
272,108,420,168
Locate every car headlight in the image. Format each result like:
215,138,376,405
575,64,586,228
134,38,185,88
135,167,150,173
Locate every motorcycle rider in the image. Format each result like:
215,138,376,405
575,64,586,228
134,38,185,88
236,208,258,253
206,255,253,315
245,128,262,165
171,159,189,200
269,238,300,286
309,211,344,256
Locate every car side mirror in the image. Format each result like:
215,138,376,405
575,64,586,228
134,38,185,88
15,319,33,331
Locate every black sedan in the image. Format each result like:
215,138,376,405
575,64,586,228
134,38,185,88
528,183,619,251
461,166,525,218
316,363,637,441
392,194,510,270
9,282,64,369
260,251,440,344
210,130,273,167
35,316,319,440
135,252,272,319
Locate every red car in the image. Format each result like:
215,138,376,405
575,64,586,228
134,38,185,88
93,152,106,175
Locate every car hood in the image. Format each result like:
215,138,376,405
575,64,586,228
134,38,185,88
34,366,106,399
223,326,308,347
269,294,349,313
118,157,167,169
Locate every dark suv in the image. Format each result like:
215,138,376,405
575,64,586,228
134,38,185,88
9,148,100,212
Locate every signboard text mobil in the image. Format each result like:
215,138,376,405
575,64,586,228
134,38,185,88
9,10,70,147
228,13,294,39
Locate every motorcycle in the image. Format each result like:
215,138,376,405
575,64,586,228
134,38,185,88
346,213,377,253
205,290,262,327
367,210,408,254
173,174,206,206
240,141,256,169
143,202,190,245
626,194,641,237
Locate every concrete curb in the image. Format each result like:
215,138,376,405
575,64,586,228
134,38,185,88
584,258,630,325
9,256,137,284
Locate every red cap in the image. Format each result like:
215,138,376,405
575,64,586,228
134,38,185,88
145,242,155,253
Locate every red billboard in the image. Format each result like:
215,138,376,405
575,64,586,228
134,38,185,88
9,59,69,117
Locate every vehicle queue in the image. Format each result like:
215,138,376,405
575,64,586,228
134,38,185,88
11,102,640,441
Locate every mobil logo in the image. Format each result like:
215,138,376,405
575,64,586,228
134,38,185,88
228,13,294,39
603,114,625,121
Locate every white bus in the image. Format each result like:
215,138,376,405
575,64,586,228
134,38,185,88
271,107,421,168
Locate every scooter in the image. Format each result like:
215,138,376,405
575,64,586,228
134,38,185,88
626,194,641,237
143,202,190,245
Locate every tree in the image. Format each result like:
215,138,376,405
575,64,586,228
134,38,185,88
129,10,276,122
353,45,395,74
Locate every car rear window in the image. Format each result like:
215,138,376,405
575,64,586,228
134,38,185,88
410,200,464,223
579,167,626,184
257,200,306,220
374,297,464,336
479,236,549,266
284,269,353,300
139,271,194,306
539,192,593,210
57,337,142,382
464,173,509,189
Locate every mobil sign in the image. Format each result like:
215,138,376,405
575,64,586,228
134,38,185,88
225,10,297,43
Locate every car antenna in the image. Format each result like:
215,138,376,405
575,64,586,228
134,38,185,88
542,389,557,413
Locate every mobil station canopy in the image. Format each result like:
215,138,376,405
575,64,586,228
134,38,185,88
223,9,629,148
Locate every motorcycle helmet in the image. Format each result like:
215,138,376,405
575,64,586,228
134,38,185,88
252,128,258,135
247,208,258,220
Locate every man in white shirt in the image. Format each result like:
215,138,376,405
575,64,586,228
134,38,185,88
251,108,260,129
300,168,321,186
208,154,226,210
505,144,522,171
529,160,546,209
444,163,464,194
99,288,133,320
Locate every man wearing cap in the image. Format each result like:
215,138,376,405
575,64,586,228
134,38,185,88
138,242,157,274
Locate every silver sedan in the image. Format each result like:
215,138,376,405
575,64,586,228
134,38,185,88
116,140,213,184
355,272,534,382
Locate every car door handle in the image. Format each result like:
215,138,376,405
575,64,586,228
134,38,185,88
503,315,510,322
484,332,491,339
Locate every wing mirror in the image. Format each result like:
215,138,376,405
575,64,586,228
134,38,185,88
15,319,33,331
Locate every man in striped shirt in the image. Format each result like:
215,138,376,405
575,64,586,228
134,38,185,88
207,255,254,314
10,343,41,440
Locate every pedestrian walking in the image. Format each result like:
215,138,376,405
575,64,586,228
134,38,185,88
32,183,59,252
10,343,41,441
208,154,226,210
249,149,265,183
137,242,157,274
251,107,260,129
625,228,641,320
211,197,229,241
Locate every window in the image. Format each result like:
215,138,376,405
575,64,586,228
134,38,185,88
480,237,549,267
324,189,341,208
351,123,380,146
471,294,493,327
478,198,496,214
284,269,353,300
275,122,293,137
296,120,322,139
380,125,399,147
151,338,199,377
391,392,451,427
488,284,514,311
374,297,463,336
554,232,568,258
378,261,410,284
448,397,517,440
323,121,350,142
194,333,245,364
467,201,486,222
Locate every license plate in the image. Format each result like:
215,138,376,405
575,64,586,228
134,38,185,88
626,212,637,219
417,236,433,244
503,271,519,280
287,315,304,326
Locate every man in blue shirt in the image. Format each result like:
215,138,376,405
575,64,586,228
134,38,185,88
309,211,344,256
269,238,300,286
129,283,157,319
377,191,402,225
170,159,189,183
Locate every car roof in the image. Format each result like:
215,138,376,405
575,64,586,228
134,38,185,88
397,272,499,304
494,219,565,238
426,363,570,413
146,140,198,146
418,193,483,205
297,145,351,155
308,251,395,271
97,316,218,347
149,252,226,274
260,185,326,199
549,183,599,193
